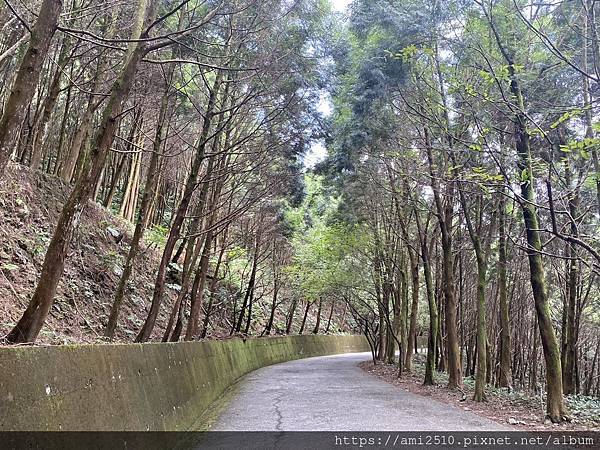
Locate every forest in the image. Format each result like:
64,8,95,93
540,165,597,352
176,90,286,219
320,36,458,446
1,0,600,427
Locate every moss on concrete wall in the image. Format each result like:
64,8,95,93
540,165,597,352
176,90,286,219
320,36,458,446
0,335,368,431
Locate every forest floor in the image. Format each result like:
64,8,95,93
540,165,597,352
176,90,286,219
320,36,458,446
360,355,600,432
0,164,315,345
0,164,178,344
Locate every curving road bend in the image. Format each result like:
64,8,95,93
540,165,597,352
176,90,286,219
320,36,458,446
210,352,511,431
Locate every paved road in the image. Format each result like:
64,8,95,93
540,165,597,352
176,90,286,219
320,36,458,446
211,352,511,431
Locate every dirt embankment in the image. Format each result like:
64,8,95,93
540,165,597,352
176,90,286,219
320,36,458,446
0,164,175,344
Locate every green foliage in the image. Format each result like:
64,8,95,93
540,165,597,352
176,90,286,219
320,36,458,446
1,263,19,272
469,166,504,183
550,109,583,130
559,138,599,156
286,174,370,303
147,225,168,247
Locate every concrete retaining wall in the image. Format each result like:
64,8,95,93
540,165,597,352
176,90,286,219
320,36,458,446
0,335,368,431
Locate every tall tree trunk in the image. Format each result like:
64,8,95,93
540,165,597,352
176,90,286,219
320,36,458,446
103,153,127,209
50,70,73,175
179,231,212,341
179,92,232,341
582,3,600,217
299,301,310,335
200,234,227,339
433,47,462,388
472,254,487,401
0,0,63,178
416,211,437,386
584,336,599,395
119,150,142,222
497,192,512,388
263,280,279,336
424,128,461,388
136,70,224,342
457,189,489,401
489,15,567,423
559,133,579,395
104,94,168,340
325,300,335,334
163,209,204,342
235,231,260,335
514,94,567,422
30,35,71,171
58,8,119,183
184,173,226,341
405,249,419,372
399,267,409,374
286,298,298,334
6,0,156,344
312,298,323,334
372,236,386,361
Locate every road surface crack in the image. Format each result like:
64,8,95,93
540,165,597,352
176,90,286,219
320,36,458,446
273,391,285,431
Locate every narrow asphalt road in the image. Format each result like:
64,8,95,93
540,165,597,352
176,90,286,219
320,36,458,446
210,352,511,431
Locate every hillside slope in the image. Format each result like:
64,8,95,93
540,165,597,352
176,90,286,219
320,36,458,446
0,165,176,344
0,165,340,345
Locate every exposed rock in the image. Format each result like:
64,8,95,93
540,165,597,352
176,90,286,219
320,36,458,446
106,226,123,243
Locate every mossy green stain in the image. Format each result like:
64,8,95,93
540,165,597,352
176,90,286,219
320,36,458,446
0,335,368,431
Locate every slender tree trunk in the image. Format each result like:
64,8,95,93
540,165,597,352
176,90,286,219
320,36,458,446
165,178,215,342
457,189,488,401
200,226,228,339
557,132,580,395
373,240,386,361
7,0,156,343
136,70,223,342
58,9,118,183
30,36,71,171
489,16,567,423
286,299,297,334
497,193,512,388
120,150,141,221
263,281,279,336
584,336,599,395
515,102,567,422
325,300,335,334
312,298,323,334
405,249,419,372
235,232,260,335
441,198,461,388
103,153,127,209
184,189,224,340
418,224,437,385
519,98,567,418
423,121,460,387
399,267,409,374
530,319,539,390
164,222,203,341
299,301,310,335
180,231,213,341
50,72,73,175
180,96,231,341
104,66,169,340
59,99,92,182
472,254,487,401
433,48,462,388
582,4,600,217
0,0,63,178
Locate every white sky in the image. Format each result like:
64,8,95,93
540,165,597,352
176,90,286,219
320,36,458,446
304,95,333,169
302,0,350,169
332,0,351,12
